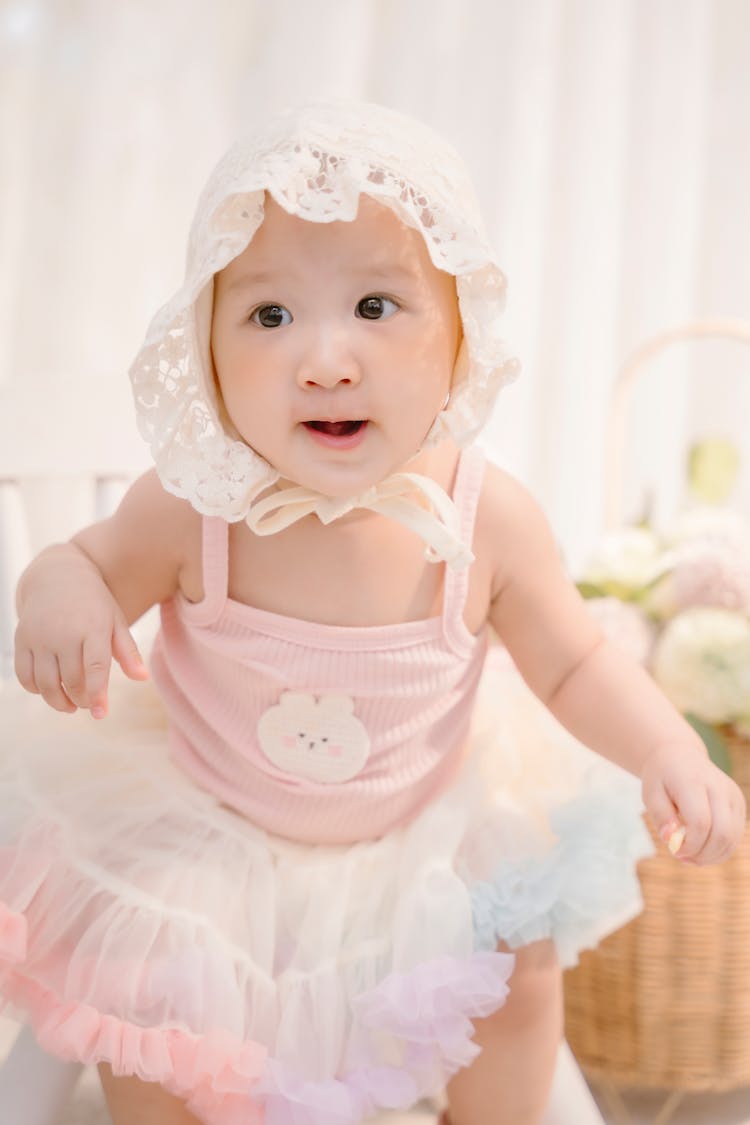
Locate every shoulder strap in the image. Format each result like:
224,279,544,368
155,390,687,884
187,516,229,625
441,446,486,654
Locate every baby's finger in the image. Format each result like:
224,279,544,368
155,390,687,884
33,650,77,714
58,646,93,710
14,645,38,695
642,775,680,844
672,786,713,860
698,786,747,865
112,620,149,682
81,633,113,718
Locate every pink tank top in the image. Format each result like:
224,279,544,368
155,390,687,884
151,448,489,845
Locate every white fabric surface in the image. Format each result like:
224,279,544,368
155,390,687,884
0,648,650,1121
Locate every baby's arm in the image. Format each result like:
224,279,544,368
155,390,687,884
484,468,746,865
14,470,194,719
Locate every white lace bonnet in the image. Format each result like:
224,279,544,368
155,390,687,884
129,99,518,545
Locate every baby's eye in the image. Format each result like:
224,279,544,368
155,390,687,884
356,295,399,321
250,304,292,328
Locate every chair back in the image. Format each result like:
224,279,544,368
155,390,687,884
0,375,149,677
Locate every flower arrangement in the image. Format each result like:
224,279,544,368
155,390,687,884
578,439,750,769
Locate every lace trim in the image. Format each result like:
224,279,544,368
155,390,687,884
129,100,519,521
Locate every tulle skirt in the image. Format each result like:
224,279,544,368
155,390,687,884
0,648,652,1124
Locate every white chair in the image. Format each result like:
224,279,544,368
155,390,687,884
0,376,604,1123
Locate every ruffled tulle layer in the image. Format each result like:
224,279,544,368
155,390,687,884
0,649,652,1123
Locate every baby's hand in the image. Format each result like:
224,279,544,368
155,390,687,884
641,741,746,865
14,544,149,719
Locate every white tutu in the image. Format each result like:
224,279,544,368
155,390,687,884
0,647,652,1124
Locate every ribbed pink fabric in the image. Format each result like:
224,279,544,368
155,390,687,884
151,448,489,845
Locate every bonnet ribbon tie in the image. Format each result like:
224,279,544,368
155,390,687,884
244,472,474,571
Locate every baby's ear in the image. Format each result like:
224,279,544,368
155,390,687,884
317,694,355,715
279,691,314,710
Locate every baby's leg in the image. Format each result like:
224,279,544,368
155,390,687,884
98,1064,203,1125
444,939,563,1125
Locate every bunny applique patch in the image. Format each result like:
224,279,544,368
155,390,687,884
257,692,371,783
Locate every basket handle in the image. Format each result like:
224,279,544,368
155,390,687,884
603,318,750,528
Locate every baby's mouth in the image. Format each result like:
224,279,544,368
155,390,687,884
305,420,366,437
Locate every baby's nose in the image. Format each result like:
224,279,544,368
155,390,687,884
296,325,361,389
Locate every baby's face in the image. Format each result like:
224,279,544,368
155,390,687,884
211,194,461,498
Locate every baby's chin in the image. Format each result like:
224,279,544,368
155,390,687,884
269,454,415,499
273,468,392,499
272,441,457,499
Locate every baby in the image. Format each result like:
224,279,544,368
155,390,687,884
3,101,745,1125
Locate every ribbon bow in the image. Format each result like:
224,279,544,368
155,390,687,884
245,471,474,571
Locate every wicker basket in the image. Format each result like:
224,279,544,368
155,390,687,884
563,321,750,1094
564,728,750,1091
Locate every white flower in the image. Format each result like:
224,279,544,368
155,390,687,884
651,608,750,723
584,527,664,593
646,541,750,618
584,598,656,665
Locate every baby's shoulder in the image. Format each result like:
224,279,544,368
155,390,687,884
474,461,560,590
113,469,200,539
475,461,545,532
91,470,201,588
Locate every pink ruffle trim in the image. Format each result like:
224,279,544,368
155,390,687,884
0,972,267,1125
354,951,514,1070
0,906,27,963
0,949,513,1125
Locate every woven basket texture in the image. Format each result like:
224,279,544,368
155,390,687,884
564,728,750,1092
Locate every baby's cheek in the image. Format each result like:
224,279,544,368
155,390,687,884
327,744,343,758
283,735,296,749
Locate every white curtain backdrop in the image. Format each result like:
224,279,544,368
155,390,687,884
2,0,749,569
